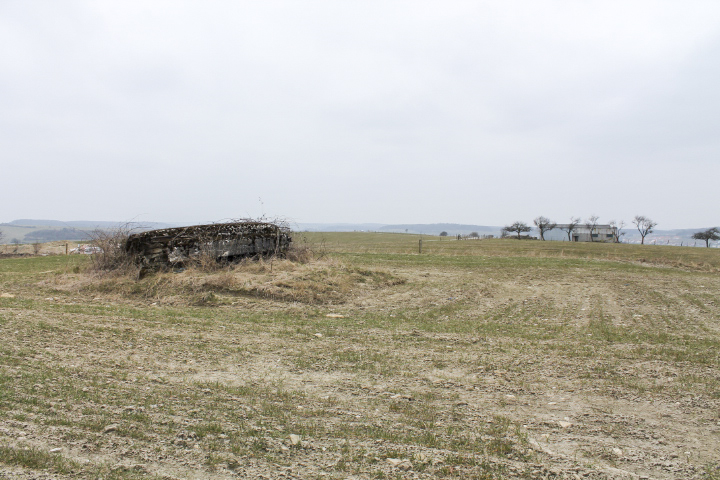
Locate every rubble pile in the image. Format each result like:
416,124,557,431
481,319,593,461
124,222,291,266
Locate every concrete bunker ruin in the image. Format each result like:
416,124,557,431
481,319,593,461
125,222,291,267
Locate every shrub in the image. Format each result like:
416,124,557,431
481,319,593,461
85,224,140,274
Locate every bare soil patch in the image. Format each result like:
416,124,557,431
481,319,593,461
1,238,719,479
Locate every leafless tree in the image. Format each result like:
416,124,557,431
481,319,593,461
504,221,532,239
609,220,626,243
561,217,581,241
633,215,657,245
533,216,557,241
692,227,720,248
0,229,4,244
585,215,599,242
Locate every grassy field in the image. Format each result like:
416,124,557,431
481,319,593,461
0,234,719,479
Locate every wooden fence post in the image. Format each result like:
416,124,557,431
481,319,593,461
419,238,422,254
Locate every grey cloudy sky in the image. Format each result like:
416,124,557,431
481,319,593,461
2,1,719,228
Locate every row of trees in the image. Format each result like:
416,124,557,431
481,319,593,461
504,217,719,247
503,215,658,244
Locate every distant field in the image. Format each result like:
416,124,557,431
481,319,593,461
1,233,719,479
0,225,93,245
304,232,720,270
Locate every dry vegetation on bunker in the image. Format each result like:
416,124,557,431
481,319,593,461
1,235,719,479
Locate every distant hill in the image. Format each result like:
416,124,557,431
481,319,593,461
3,219,178,229
295,223,385,232
23,228,90,243
3,220,717,247
0,219,180,244
295,222,502,235
378,223,502,236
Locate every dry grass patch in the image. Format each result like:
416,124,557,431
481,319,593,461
47,257,405,306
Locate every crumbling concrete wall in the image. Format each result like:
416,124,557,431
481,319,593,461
125,222,291,266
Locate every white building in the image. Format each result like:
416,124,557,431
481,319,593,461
545,224,617,243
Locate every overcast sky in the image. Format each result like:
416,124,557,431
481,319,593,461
1,1,719,228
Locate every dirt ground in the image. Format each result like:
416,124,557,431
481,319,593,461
0,242,719,479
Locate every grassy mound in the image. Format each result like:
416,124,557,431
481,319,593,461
54,258,405,306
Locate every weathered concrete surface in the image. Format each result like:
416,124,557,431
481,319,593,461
125,222,291,266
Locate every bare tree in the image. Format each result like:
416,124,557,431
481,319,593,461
692,227,720,248
0,229,4,244
533,216,556,241
608,220,626,243
504,221,532,239
633,215,657,245
561,217,581,241
585,215,599,242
